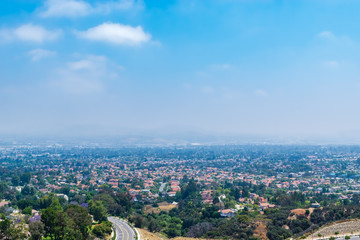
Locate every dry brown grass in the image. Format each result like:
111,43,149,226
288,208,314,220
159,203,177,212
291,209,306,215
137,228,166,240
173,237,212,240
253,221,269,240
143,202,177,214
137,229,213,240
143,205,160,214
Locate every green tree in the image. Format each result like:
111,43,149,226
0,182,8,199
11,175,20,186
42,207,68,240
60,186,71,195
181,178,199,199
92,221,112,238
0,216,27,240
88,200,107,222
165,224,182,238
53,211,68,240
38,195,54,209
134,215,145,228
0,216,12,239
23,206,32,215
21,185,35,195
17,198,34,210
148,219,161,232
29,221,45,240
65,204,92,240
20,172,31,185
41,207,58,239
50,198,63,212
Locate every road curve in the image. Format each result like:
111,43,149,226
108,216,136,240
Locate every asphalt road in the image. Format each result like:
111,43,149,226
159,182,166,193
108,216,136,240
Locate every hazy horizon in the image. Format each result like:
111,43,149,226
2,0,360,143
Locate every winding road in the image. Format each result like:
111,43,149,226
108,216,136,240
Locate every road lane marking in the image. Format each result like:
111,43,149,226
109,217,136,240
120,221,130,240
113,221,125,240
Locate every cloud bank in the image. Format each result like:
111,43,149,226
76,23,151,45
28,49,57,61
0,24,61,43
38,0,140,18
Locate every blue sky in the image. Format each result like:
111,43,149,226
1,0,360,142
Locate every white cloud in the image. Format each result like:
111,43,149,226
52,75,105,95
39,0,91,18
316,31,355,48
50,55,121,94
68,55,108,72
28,49,56,61
202,86,214,94
76,22,151,45
14,24,61,43
68,55,107,70
38,0,140,18
68,60,97,70
184,83,193,89
0,30,13,43
210,64,232,70
254,89,268,97
0,24,61,43
322,60,339,68
94,0,140,13
317,31,335,39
